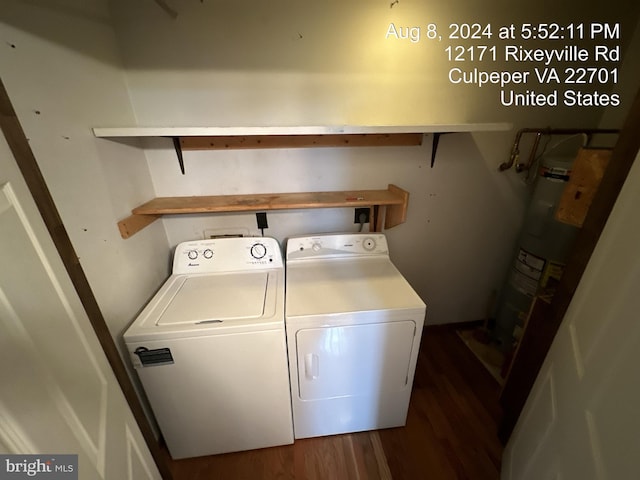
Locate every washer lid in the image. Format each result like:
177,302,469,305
157,272,269,325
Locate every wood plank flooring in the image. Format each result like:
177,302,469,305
163,325,503,479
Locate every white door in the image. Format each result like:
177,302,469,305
502,153,640,479
0,129,162,479
296,321,417,400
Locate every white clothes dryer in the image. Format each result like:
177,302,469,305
124,237,293,459
285,233,426,439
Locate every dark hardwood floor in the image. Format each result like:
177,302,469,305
163,325,503,479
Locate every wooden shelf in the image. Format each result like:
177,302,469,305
118,184,410,239
179,133,423,150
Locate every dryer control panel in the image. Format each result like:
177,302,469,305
286,233,389,261
173,237,283,274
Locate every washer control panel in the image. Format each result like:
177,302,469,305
173,237,283,274
286,233,389,261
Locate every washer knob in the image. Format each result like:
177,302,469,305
312,243,322,252
203,249,213,259
250,243,267,259
187,250,198,260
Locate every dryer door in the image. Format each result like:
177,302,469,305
296,320,417,400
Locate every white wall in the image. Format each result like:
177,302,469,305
108,0,639,325
0,1,169,345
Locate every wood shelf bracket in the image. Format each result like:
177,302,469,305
117,214,161,239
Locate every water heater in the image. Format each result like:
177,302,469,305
493,156,580,351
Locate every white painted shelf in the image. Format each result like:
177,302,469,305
92,123,512,137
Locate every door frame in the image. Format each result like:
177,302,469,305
0,78,173,479
499,87,640,443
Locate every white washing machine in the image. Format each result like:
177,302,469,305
124,237,293,459
285,233,426,439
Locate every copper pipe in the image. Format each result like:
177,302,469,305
517,131,543,173
498,128,619,172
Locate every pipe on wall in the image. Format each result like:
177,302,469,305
499,127,620,173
